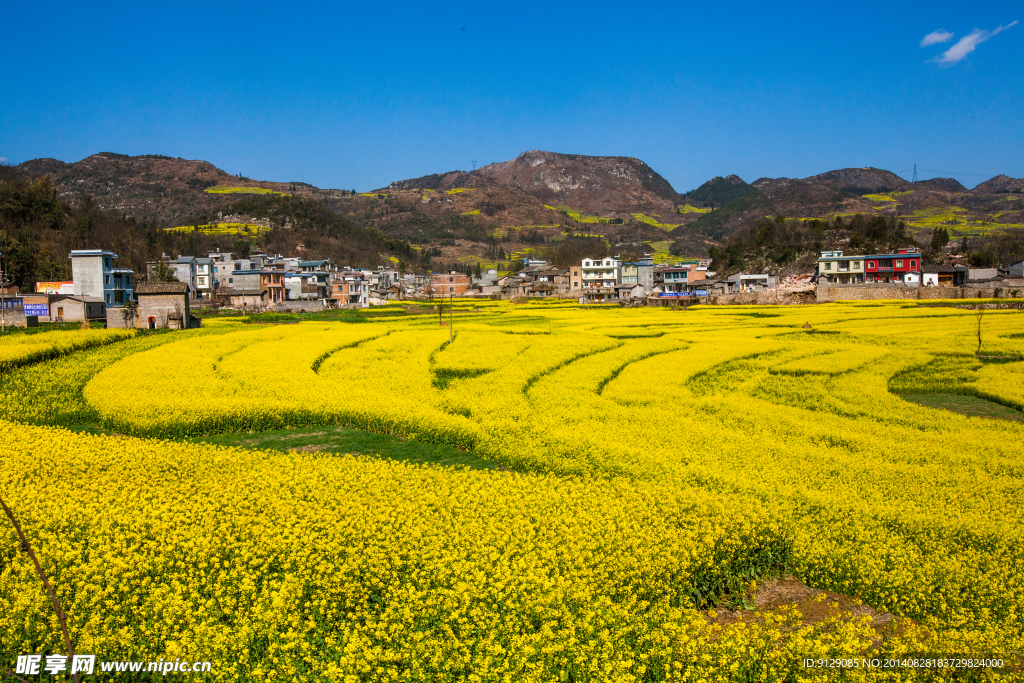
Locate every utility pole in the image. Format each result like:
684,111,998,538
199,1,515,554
449,291,453,343
912,164,918,184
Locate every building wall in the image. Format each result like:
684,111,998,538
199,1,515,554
223,271,260,290
818,259,866,276
49,299,102,321
138,294,190,329
72,256,104,298
172,262,197,293
105,308,135,329
229,294,267,308
637,265,654,292
430,274,470,295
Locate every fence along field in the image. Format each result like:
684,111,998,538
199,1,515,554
1,301,1023,681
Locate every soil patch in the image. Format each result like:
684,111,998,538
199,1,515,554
706,575,901,646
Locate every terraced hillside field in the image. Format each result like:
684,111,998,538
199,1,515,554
1,301,1023,681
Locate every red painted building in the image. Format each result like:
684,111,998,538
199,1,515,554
864,247,922,283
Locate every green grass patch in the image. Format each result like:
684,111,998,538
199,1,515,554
188,425,502,470
900,393,1024,422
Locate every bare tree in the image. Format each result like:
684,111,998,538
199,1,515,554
1,496,80,683
975,308,985,355
120,300,138,328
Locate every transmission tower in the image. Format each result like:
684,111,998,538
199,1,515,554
912,163,918,184
471,159,478,171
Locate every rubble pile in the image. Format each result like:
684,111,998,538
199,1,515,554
775,273,815,292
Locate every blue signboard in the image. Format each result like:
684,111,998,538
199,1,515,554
693,290,708,296
24,304,50,316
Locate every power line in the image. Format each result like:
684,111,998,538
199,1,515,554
916,168,1000,177
894,167,1003,179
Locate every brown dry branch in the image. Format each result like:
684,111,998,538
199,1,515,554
0,495,80,683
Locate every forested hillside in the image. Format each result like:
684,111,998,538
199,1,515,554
708,212,1024,275
0,165,416,290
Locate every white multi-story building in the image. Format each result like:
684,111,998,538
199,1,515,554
195,257,214,299
579,256,622,303
580,256,622,289
69,249,134,307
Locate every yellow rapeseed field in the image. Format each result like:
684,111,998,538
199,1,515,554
1,301,1022,680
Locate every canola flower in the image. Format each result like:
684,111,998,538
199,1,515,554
1,302,1023,679
0,328,132,373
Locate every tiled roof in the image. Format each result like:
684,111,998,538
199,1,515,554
136,282,188,294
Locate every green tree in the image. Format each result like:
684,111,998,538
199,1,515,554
931,226,950,252
150,260,178,283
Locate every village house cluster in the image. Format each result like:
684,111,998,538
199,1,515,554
459,256,773,304
814,247,1024,288
0,244,1021,330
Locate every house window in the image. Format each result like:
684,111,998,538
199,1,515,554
868,261,876,269
895,260,903,268
126,275,131,285
105,274,111,285
104,258,111,269
106,293,112,304
910,260,917,269
852,262,860,268
824,262,832,270
228,278,233,284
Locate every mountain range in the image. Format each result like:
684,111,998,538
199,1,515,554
10,151,1024,274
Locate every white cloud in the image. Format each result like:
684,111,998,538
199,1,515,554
932,21,1018,65
0,157,7,164
921,29,954,47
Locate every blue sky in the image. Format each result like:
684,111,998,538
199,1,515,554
1,1,1021,192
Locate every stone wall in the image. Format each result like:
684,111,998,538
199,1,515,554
712,289,816,305
0,309,28,328
815,284,1024,302
105,309,135,329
